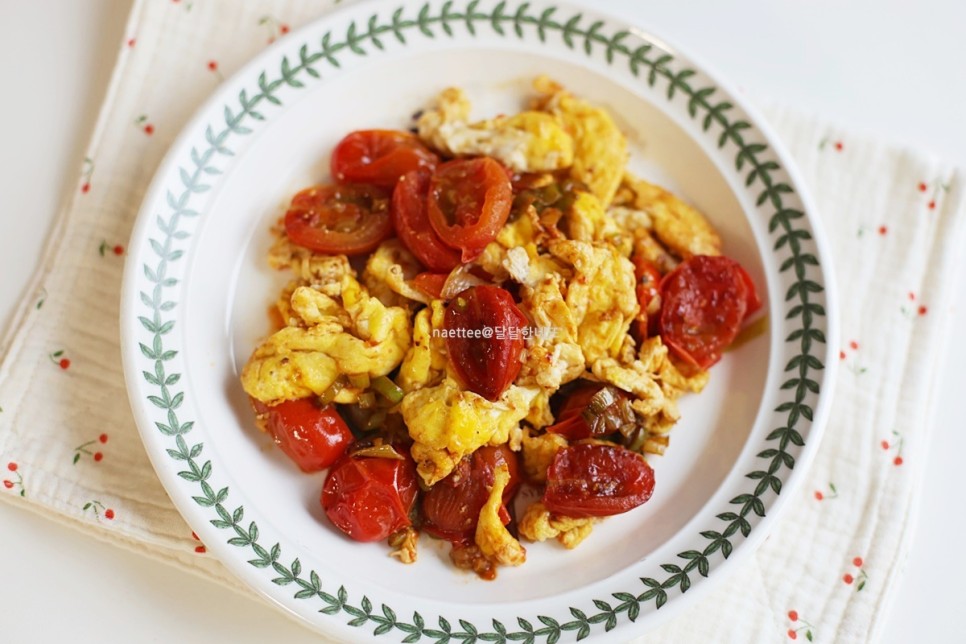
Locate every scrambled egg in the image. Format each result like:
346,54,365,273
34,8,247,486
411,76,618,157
241,276,411,406
268,233,354,297
363,239,430,307
518,502,596,549
548,239,639,364
521,429,568,483
397,300,448,393
621,174,721,259
399,378,539,485
565,191,627,252
517,273,584,391
533,76,628,206
496,213,538,249
591,336,709,435
475,464,526,566
418,87,574,172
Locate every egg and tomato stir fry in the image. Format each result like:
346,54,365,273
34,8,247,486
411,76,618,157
240,77,761,579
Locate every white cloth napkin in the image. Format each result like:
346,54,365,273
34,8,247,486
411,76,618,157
0,0,962,642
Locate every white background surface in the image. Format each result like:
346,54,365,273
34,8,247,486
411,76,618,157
0,0,963,641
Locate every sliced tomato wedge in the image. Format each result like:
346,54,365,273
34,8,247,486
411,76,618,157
444,285,527,401
331,129,438,188
251,397,353,473
284,184,392,255
421,445,520,542
321,450,419,542
543,443,655,518
391,170,462,272
659,255,760,370
427,157,512,262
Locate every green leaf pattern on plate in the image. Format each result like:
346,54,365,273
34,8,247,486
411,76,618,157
135,1,825,640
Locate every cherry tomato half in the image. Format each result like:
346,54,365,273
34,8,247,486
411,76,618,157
253,397,354,473
444,285,527,401
427,157,513,262
321,451,419,542
543,443,655,518
658,255,760,370
422,445,520,542
391,170,462,272
284,184,392,255
331,130,438,189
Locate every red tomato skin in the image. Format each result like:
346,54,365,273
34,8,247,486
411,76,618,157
658,255,758,370
321,452,419,542
546,383,605,441
422,445,520,541
544,414,589,441
391,170,462,272
427,157,513,261
412,272,449,300
284,184,392,256
735,263,763,317
632,257,662,339
444,286,527,401
331,130,438,188
543,443,655,518
256,398,353,473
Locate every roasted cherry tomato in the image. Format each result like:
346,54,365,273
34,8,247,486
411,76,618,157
391,170,461,272
422,445,520,541
444,285,527,401
412,271,449,300
659,255,760,370
284,184,392,255
632,257,662,339
427,157,513,261
321,451,419,542
253,397,353,473
543,443,655,518
331,130,438,189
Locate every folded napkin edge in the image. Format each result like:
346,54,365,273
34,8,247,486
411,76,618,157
867,165,966,644
0,0,141,365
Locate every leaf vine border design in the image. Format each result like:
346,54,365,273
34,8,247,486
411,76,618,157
135,1,826,641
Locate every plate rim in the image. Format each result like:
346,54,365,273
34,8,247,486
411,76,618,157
120,0,839,640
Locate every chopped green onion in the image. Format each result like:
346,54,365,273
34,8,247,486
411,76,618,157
582,385,637,436
537,182,562,206
348,373,371,389
372,376,405,404
357,391,377,409
318,376,346,405
364,410,387,431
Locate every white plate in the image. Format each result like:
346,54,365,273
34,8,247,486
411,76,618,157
120,0,837,641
